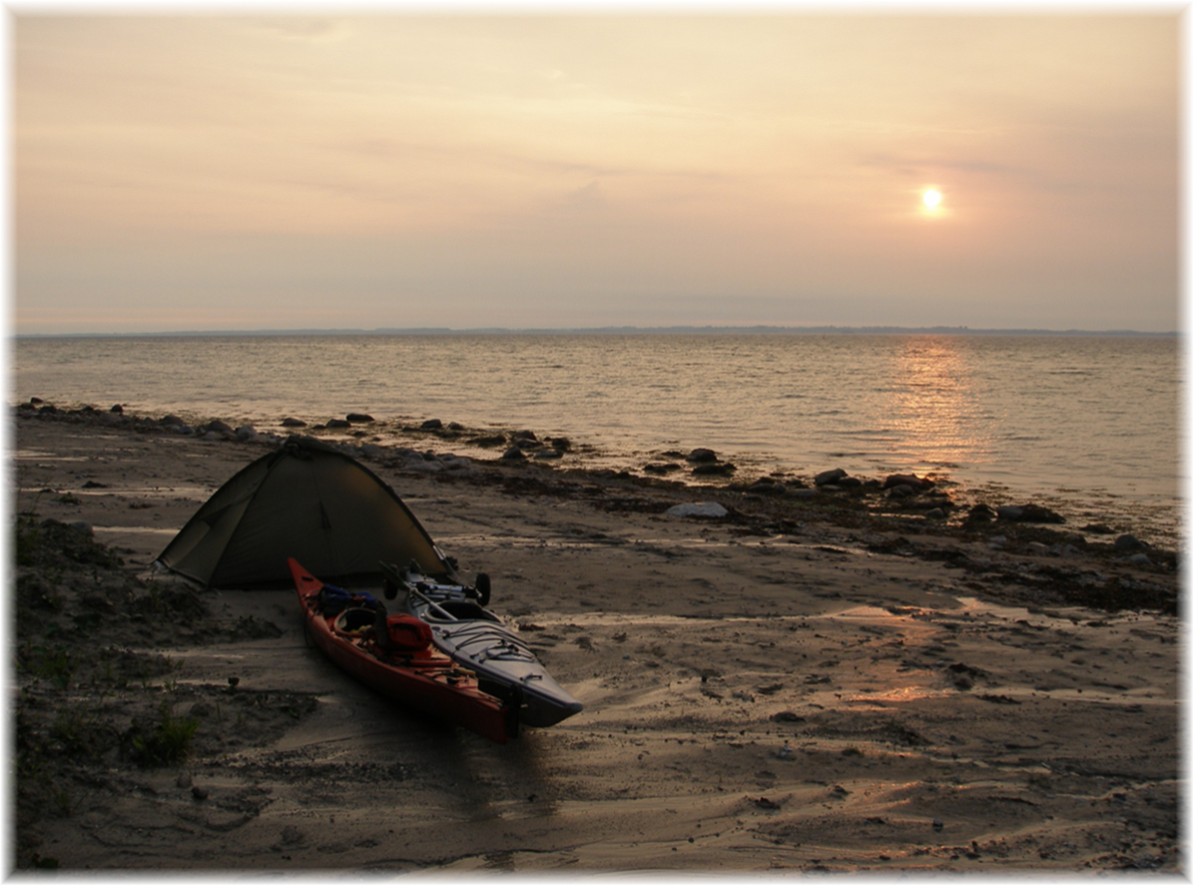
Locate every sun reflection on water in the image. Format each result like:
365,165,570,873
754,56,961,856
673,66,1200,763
884,337,992,475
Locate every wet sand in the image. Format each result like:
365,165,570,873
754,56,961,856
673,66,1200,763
12,407,1181,873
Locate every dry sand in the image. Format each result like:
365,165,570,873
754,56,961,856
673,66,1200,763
11,407,1182,874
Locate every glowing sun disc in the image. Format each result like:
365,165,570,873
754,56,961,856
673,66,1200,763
922,188,944,210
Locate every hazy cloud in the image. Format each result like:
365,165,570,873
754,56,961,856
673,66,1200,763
13,13,1179,334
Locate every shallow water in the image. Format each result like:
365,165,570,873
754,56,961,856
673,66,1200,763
14,332,1182,545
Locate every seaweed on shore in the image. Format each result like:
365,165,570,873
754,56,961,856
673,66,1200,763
454,460,1180,614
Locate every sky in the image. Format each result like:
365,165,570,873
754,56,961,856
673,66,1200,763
11,7,1183,334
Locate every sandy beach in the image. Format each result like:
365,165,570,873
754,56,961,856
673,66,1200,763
12,404,1181,874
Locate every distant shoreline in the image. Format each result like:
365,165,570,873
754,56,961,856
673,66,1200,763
13,325,1182,340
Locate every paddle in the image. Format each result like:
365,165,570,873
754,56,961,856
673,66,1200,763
379,561,460,621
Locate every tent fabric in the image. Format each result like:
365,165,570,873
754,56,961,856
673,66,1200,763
155,436,449,588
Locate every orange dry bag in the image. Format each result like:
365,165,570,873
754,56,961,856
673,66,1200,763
385,614,433,652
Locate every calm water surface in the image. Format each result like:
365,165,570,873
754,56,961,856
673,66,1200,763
13,333,1183,546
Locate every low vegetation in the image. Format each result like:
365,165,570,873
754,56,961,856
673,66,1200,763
13,515,309,870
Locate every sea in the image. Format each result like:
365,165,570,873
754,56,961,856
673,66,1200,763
12,331,1185,549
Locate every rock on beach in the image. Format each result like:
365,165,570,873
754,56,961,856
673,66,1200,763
691,461,736,478
997,503,1066,524
883,472,935,490
815,468,848,486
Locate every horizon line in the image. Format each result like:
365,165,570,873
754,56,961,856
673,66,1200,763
12,323,1181,338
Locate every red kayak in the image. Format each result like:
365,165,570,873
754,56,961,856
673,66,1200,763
288,558,513,743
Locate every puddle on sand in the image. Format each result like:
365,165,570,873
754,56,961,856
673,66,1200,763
436,532,740,552
18,483,216,503
14,450,89,462
831,685,958,707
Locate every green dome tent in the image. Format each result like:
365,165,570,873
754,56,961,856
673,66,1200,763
155,436,450,588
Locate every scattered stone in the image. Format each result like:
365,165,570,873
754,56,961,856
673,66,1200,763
884,473,932,490
791,488,821,500
644,462,682,475
687,448,719,464
420,418,444,430
324,418,351,429
500,445,527,462
691,461,736,477
345,413,374,423
109,404,124,414
997,503,1065,524
771,710,803,723
1084,522,1116,535
1114,533,1146,552
666,502,728,519
280,417,307,428
358,444,387,461
814,468,847,486
946,662,988,690
746,477,785,494
203,419,234,436
966,503,995,524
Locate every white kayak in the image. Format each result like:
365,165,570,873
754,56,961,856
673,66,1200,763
380,561,584,728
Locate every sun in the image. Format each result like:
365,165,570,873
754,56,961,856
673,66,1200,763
916,186,948,220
